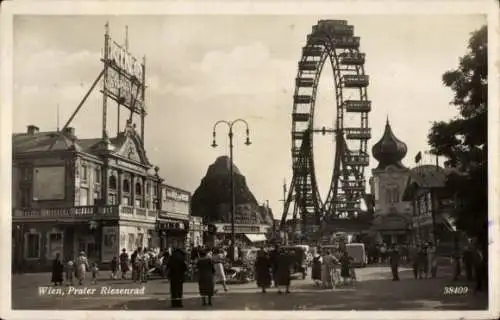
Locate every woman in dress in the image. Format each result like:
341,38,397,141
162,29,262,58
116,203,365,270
321,250,334,289
254,248,272,293
311,249,322,287
212,249,228,292
51,252,64,286
275,249,292,294
197,250,215,307
75,251,89,285
119,249,130,280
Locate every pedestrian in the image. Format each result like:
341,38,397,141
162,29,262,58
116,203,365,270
410,244,419,279
473,245,486,292
452,249,462,281
166,248,188,308
119,248,130,280
90,262,99,284
275,248,292,294
389,245,400,281
417,245,428,279
340,251,353,285
212,248,228,293
131,249,138,282
269,245,280,287
110,256,119,280
380,243,387,264
65,258,75,286
463,245,474,281
254,247,272,293
321,250,333,289
196,250,215,307
311,249,322,287
75,251,89,285
51,252,64,286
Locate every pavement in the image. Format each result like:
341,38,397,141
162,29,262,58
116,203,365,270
10,265,488,310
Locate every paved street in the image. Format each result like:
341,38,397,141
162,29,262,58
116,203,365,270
11,264,487,310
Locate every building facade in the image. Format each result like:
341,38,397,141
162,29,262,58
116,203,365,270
205,203,271,247
402,165,457,247
369,119,412,245
12,122,190,272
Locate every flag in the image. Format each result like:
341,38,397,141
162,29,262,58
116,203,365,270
415,151,422,164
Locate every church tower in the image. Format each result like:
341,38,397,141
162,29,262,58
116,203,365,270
370,118,412,244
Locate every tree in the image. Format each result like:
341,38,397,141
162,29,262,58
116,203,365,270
427,25,488,247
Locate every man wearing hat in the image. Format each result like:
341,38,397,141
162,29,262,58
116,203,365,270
119,248,130,280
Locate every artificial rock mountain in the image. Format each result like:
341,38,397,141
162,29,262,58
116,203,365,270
191,156,273,225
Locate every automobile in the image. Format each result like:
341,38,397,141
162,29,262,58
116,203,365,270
346,243,368,267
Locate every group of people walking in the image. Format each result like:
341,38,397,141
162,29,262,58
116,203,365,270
253,245,295,294
51,251,99,286
310,249,355,288
165,246,231,308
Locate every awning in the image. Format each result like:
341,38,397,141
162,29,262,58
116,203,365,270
244,233,267,243
440,213,457,232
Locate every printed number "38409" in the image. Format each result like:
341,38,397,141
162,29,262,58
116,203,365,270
443,286,469,295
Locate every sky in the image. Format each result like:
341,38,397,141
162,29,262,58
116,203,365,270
12,14,486,219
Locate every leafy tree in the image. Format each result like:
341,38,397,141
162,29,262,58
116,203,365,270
427,25,488,247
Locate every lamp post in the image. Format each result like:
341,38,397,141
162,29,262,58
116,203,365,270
211,119,252,262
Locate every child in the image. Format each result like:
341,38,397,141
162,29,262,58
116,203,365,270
90,262,99,284
110,256,119,280
65,258,75,286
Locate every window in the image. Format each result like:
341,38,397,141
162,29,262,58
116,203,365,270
145,182,150,195
80,188,89,206
108,193,117,205
94,167,101,184
128,234,135,251
123,179,130,193
136,233,144,248
135,199,142,207
46,232,63,259
109,176,117,190
25,233,40,259
19,188,30,207
135,182,142,195
81,165,88,182
153,184,158,196
93,191,100,205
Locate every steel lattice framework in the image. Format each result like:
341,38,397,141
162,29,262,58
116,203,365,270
280,20,372,239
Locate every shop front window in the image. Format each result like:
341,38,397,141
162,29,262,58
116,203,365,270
80,188,89,206
25,233,41,259
47,232,63,259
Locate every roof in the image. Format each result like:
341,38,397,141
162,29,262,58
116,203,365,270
371,118,408,170
13,122,151,166
402,165,452,200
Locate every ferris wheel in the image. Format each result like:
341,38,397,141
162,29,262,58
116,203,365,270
280,20,372,236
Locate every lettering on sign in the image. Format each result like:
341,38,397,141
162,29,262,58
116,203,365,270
222,225,260,233
165,188,189,202
103,38,145,113
108,40,143,80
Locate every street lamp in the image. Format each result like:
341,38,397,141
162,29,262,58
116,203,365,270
211,119,252,262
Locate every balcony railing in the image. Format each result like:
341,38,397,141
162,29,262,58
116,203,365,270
13,205,158,220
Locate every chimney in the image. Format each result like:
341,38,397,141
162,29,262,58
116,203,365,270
63,127,75,137
27,125,39,135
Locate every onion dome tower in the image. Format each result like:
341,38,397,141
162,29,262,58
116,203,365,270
372,117,408,169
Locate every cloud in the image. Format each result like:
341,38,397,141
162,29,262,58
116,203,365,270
14,49,101,87
160,42,296,101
